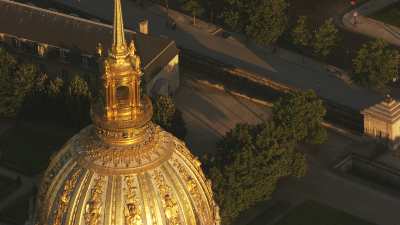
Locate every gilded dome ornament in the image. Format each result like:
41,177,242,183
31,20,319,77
33,0,220,224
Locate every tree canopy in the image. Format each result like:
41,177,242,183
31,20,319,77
207,122,306,225
181,0,204,25
312,18,339,58
291,16,312,48
0,48,38,118
272,90,327,144
205,90,326,224
222,0,289,45
152,95,187,140
352,39,399,92
65,75,92,129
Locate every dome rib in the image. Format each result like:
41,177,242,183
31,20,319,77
143,172,163,225
103,175,113,225
136,174,150,225
65,169,90,225
169,156,209,224
71,170,94,225
161,163,197,225
172,143,214,214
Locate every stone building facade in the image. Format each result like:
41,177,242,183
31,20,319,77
0,0,180,96
362,96,400,149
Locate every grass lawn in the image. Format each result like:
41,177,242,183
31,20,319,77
0,121,75,175
371,2,400,28
273,200,375,225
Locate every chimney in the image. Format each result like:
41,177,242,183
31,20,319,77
139,19,149,35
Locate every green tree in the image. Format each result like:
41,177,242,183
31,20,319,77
19,72,49,120
0,47,17,80
221,0,247,33
0,49,38,118
312,18,339,58
292,16,312,48
206,122,306,224
222,0,288,45
352,39,399,92
0,48,17,117
66,75,91,129
152,95,187,139
182,0,204,25
47,77,65,99
245,0,288,45
272,90,327,144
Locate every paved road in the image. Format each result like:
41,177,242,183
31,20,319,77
342,0,400,47
52,0,383,110
175,77,271,155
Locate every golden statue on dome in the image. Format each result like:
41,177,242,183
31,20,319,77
33,0,221,224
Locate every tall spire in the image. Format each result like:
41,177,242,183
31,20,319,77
91,0,151,145
111,0,128,57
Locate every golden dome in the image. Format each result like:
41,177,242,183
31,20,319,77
34,124,220,225
33,0,220,224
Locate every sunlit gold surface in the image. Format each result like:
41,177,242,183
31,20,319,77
34,0,220,224
35,126,220,225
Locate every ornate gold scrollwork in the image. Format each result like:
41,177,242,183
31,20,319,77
153,170,181,225
84,176,105,225
53,168,81,225
171,158,208,224
124,176,143,225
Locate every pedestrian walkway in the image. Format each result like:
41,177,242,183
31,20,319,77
342,0,400,47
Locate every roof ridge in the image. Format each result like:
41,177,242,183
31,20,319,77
0,0,136,34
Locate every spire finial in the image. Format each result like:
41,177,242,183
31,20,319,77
111,0,128,56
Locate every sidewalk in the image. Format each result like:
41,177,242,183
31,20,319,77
342,0,400,47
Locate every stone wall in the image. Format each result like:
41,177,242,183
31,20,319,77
334,153,400,190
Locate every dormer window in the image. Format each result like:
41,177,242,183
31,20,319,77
12,37,21,49
59,48,69,61
37,43,48,57
82,54,91,68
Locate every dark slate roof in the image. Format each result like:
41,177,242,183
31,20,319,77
0,0,179,75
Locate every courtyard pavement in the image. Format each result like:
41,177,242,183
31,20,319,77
51,0,383,110
342,0,400,47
